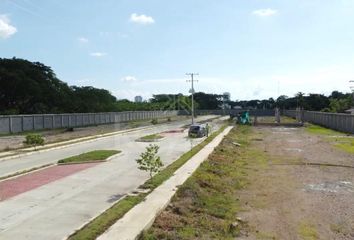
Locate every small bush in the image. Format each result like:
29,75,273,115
167,117,171,122
151,119,158,125
24,133,45,149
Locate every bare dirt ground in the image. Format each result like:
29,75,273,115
0,116,189,152
239,126,354,240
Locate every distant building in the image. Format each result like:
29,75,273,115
221,92,231,109
223,92,231,101
134,96,143,103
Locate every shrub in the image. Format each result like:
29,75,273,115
151,118,158,125
167,117,171,122
24,133,45,149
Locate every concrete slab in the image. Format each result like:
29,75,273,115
98,126,233,240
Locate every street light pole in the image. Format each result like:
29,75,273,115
186,73,198,124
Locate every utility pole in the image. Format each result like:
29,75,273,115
186,73,199,124
350,80,354,105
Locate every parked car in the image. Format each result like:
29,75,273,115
188,124,207,138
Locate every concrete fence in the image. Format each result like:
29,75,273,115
0,111,178,134
284,110,354,134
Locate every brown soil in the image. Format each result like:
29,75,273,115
238,126,354,240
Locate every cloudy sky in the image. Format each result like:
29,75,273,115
1,0,354,101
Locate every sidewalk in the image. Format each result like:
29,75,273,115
97,126,233,240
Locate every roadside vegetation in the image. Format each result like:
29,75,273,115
137,133,164,142
67,124,228,240
23,133,45,149
140,126,261,239
57,150,120,164
136,144,163,178
306,124,354,154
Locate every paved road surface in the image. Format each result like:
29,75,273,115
0,115,214,178
0,115,223,240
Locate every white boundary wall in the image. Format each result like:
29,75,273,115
0,111,178,134
284,110,354,134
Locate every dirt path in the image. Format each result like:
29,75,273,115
239,126,354,240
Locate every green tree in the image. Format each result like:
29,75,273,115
295,92,305,108
0,58,118,114
193,92,222,109
329,97,352,113
136,144,163,178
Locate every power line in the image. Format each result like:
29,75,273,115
186,73,198,124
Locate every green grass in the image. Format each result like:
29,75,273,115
306,124,343,135
68,194,146,240
334,138,354,154
305,124,354,154
67,124,228,240
58,150,120,164
140,125,268,239
138,134,164,141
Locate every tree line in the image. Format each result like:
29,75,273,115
0,58,352,115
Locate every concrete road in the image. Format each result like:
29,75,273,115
0,115,215,178
0,116,224,240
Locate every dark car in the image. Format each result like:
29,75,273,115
188,124,207,137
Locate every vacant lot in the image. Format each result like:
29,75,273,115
142,125,354,239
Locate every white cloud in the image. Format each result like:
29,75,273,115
130,13,155,25
78,37,89,43
121,76,137,82
252,8,278,17
90,52,107,57
0,15,17,39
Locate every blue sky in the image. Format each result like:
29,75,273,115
1,0,354,101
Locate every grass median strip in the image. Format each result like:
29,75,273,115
67,124,228,240
58,150,120,164
136,133,164,142
139,125,266,239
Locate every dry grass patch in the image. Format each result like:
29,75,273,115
140,126,267,239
